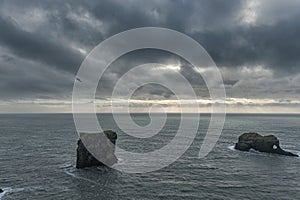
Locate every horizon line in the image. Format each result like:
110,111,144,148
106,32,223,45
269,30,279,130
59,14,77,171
0,112,300,115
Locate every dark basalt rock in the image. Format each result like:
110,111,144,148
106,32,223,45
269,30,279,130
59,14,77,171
0,188,3,193
76,130,118,169
235,132,298,157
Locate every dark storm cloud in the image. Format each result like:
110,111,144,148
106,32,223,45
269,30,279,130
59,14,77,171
1,0,299,74
193,18,300,75
223,80,239,86
0,51,74,100
0,0,299,103
0,0,244,71
0,14,84,74
79,0,300,75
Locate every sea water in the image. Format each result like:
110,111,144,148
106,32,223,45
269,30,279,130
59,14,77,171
0,114,299,199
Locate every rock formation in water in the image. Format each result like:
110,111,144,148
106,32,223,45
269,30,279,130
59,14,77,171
235,132,298,157
0,188,3,193
76,130,118,169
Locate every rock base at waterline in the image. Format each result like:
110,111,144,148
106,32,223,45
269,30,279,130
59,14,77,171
235,132,298,157
76,130,118,169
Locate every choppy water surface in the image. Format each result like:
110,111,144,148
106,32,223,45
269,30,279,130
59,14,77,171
0,114,299,199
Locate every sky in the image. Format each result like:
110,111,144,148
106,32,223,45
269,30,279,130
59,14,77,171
0,0,300,113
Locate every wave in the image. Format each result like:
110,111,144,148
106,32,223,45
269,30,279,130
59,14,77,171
0,187,12,199
62,164,100,185
0,187,25,200
227,145,235,151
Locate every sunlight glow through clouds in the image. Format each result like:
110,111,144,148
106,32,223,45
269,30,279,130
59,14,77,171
1,98,299,113
152,63,181,72
241,0,260,25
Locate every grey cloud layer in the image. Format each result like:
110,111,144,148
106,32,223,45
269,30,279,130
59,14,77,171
0,0,299,102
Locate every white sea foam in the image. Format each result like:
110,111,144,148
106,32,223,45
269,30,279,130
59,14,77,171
2,186,47,199
227,145,236,151
116,158,124,165
0,187,25,200
61,162,100,185
228,144,300,158
0,187,12,199
59,163,73,169
63,167,99,185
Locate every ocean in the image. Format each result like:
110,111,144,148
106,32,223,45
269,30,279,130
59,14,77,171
0,114,299,199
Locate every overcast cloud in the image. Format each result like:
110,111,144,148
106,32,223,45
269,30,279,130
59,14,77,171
0,0,299,113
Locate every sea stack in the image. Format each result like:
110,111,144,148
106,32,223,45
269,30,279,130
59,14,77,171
235,132,298,157
76,130,118,169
